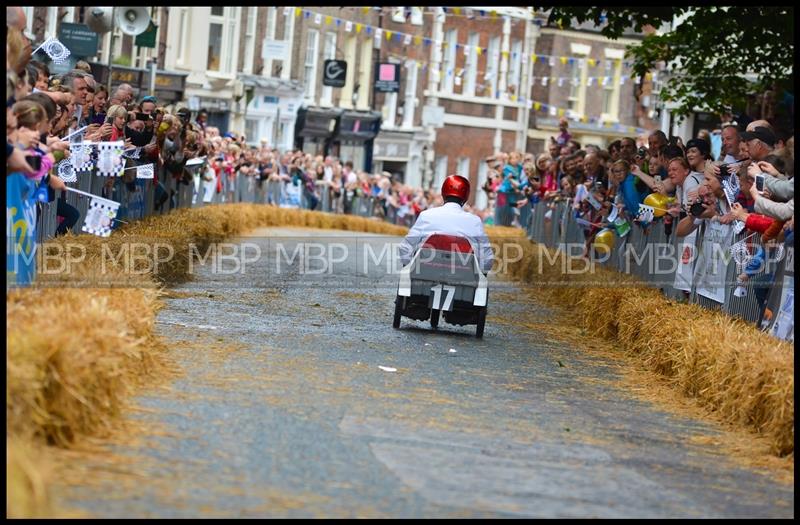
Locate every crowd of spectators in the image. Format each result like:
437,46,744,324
6,6,794,333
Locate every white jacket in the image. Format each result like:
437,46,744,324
399,202,494,273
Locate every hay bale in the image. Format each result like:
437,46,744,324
493,235,794,457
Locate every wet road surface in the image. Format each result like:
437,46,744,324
58,228,793,518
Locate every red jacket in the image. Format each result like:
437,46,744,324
745,213,775,234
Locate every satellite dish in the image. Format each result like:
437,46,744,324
116,7,151,36
86,7,115,35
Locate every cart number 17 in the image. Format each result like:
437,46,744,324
431,285,456,311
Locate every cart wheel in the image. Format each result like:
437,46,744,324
393,297,403,329
430,309,440,330
475,307,486,338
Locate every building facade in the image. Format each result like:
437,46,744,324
31,7,658,205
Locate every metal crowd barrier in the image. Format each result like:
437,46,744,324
527,197,792,336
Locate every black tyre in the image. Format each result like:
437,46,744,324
430,309,440,330
475,307,487,338
393,297,403,329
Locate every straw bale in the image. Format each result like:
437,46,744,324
494,235,794,457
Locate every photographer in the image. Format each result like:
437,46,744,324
675,168,731,238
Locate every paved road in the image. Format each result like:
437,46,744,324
59,228,793,518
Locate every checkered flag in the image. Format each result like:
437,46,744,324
96,141,125,177
71,143,94,172
637,204,655,223
135,163,154,179
123,147,142,160
82,196,121,237
721,173,740,208
56,160,77,183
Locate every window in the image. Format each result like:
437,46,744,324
207,23,223,71
263,7,278,77
464,33,479,97
304,30,319,100
410,7,423,25
601,78,614,115
383,92,398,128
243,7,257,74
392,7,406,23
567,60,581,111
177,9,188,65
457,157,471,186
569,43,591,117
476,161,488,210
508,40,522,94
602,48,625,122
245,119,259,144
435,156,448,189
224,9,238,73
208,7,240,75
320,32,337,106
442,29,457,94
485,37,500,98
46,7,58,39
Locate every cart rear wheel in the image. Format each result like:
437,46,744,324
430,309,440,330
475,307,486,338
393,297,403,329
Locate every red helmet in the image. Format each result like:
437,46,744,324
441,174,470,203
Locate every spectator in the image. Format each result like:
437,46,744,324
740,126,776,162
608,140,622,163
617,158,649,220
619,137,637,162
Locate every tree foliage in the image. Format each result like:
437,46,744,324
539,7,794,118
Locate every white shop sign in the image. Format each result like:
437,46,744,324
262,39,289,62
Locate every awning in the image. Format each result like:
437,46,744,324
295,107,343,139
238,73,304,94
335,111,382,142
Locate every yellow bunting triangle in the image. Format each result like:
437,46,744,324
531,54,537,62
490,10,498,19
560,56,568,65
325,16,332,25
386,31,393,41
454,7,461,15
476,47,482,56
534,102,541,111
295,7,301,17
501,50,509,58
362,7,370,14
557,108,565,116
588,59,596,67
356,23,362,33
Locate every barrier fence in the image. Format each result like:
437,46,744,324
526,199,792,338
34,169,416,242
29,167,792,339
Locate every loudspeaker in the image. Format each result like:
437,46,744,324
116,7,151,36
86,7,115,34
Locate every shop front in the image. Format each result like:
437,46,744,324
88,63,187,106
240,74,304,150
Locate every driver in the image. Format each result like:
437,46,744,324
399,174,494,274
